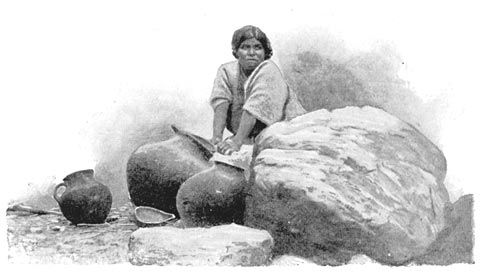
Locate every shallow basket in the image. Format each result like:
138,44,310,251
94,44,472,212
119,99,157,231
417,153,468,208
134,206,175,227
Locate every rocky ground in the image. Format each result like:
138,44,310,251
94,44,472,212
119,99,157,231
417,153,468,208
6,179,474,266
6,202,153,264
6,197,474,266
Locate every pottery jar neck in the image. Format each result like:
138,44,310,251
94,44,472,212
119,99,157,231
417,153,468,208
62,169,94,185
171,125,215,160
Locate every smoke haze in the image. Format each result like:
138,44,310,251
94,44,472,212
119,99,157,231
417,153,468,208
3,1,477,209
275,27,445,145
90,88,212,205
91,28,452,206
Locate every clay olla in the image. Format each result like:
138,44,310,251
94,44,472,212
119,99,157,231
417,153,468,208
54,169,113,224
127,125,248,227
126,125,214,215
176,162,247,227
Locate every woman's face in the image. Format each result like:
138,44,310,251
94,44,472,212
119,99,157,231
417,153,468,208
236,38,265,75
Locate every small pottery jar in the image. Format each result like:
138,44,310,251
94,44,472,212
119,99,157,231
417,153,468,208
54,169,112,224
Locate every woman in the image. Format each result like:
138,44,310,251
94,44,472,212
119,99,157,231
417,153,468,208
174,26,306,227
210,25,306,155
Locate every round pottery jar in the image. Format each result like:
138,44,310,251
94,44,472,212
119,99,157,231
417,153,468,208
54,169,112,224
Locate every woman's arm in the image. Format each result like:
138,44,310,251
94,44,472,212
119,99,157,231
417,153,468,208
211,102,229,145
232,110,256,146
217,110,256,155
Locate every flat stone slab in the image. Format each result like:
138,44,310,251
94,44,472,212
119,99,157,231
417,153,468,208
128,223,273,266
271,255,318,266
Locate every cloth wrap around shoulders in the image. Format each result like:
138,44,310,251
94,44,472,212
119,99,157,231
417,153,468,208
209,59,306,135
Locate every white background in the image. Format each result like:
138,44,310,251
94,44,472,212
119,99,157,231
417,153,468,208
1,0,479,268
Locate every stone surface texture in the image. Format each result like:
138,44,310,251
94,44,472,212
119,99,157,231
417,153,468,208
245,106,450,265
414,194,474,265
128,223,274,266
271,255,318,266
7,203,138,264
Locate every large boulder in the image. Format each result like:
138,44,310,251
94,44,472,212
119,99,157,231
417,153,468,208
128,224,273,266
245,106,449,265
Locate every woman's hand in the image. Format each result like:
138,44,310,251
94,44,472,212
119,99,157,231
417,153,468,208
210,136,223,146
216,138,242,155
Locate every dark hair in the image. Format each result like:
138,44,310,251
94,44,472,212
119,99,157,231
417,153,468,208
231,25,273,59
